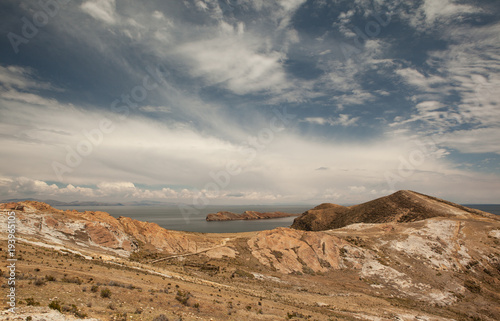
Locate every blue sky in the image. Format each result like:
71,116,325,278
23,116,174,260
0,0,499,205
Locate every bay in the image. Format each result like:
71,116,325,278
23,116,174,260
53,204,312,233
53,204,500,234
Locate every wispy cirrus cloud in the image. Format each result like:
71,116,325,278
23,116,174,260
303,114,360,127
391,19,500,156
1,0,500,204
80,0,117,25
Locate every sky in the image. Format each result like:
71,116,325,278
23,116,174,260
0,0,499,205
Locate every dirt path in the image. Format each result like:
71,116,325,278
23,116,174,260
451,221,464,270
148,237,233,264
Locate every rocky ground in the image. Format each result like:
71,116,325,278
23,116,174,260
1,193,499,320
291,190,496,231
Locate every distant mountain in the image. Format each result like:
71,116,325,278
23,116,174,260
1,198,186,207
1,198,125,207
291,190,497,231
122,200,180,206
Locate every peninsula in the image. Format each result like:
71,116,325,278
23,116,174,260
206,210,298,221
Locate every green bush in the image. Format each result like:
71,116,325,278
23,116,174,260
48,300,62,312
45,275,56,282
25,298,40,306
175,290,191,306
100,288,112,298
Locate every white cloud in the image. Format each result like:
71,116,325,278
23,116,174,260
0,177,183,200
419,0,480,25
0,65,53,91
4,72,494,203
80,0,117,24
349,185,366,193
303,114,359,126
391,22,500,154
2,1,500,204
174,28,288,95
415,101,445,112
396,68,446,91
138,106,171,113
396,0,482,31
152,11,164,20
434,128,500,155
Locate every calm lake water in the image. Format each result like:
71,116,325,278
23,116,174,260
53,204,500,234
464,204,500,216
54,205,313,233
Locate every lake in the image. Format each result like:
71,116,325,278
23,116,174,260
52,204,500,234
53,204,313,233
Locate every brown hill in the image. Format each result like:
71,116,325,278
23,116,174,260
2,197,500,320
291,190,496,231
0,200,222,257
206,210,297,221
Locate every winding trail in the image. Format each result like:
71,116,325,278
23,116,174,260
148,237,233,264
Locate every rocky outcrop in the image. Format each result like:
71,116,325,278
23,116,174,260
206,210,297,221
248,227,347,274
0,201,221,257
118,216,220,254
291,190,497,231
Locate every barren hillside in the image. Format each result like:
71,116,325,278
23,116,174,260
291,190,496,231
1,193,500,320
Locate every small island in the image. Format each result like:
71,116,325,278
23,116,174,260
206,210,299,221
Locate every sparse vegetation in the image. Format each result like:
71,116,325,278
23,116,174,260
48,300,62,312
61,276,82,285
45,275,56,281
287,311,305,319
25,297,40,306
175,290,191,306
302,266,315,275
100,288,112,298
464,280,481,293
271,250,283,260
465,260,479,270
152,315,169,321
232,269,254,278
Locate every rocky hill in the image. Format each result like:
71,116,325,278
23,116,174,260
291,190,495,231
206,210,297,221
1,194,500,321
0,201,223,257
